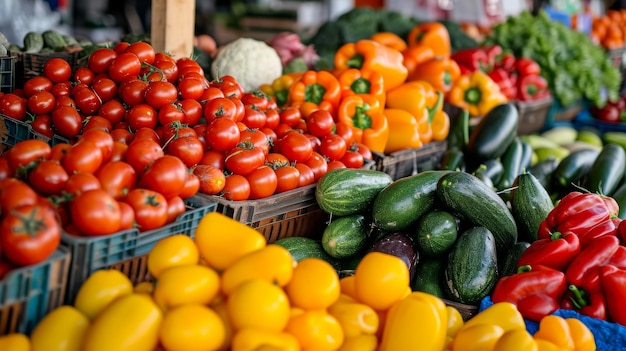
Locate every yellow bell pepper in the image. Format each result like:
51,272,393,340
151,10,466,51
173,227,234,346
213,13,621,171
447,70,508,117
383,108,422,153
337,94,389,153
259,72,303,107
0,333,30,351
461,301,526,333
493,329,538,351
446,306,464,339
230,328,300,351
533,315,595,351
338,334,378,351
379,291,447,351
328,298,379,338
565,318,596,351
451,323,505,351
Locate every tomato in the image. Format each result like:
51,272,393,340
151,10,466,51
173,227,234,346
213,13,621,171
144,80,178,109
70,188,122,236
91,77,118,102
126,103,157,131
73,67,96,86
278,132,313,163
108,52,141,83
140,155,188,199
205,117,241,152
124,188,169,231
319,133,347,161
193,164,226,195
114,41,131,54
153,53,179,83
88,47,118,74
294,163,315,187
341,149,365,169
29,305,90,351
0,179,39,215
125,138,165,177
28,160,69,196
51,105,83,138
96,161,137,200
306,109,335,137
83,115,113,133
0,93,27,120
155,104,183,127
63,172,101,197
221,174,250,200
203,97,239,122
126,41,156,64
165,195,186,224
98,98,127,126
241,90,270,110
246,165,277,199
198,86,224,104
177,77,205,100
133,127,162,144
6,139,51,172
159,303,225,351
148,234,199,279
334,122,355,144
43,57,72,83
355,142,373,161
50,81,72,98
241,105,267,129
23,76,53,97
0,159,10,181
73,86,102,115
118,77,148,107
239,128,270,156
224,142,266,175
178,172,200,199
212,75,244,99
199,149,225,169
62,140,104,174
179,98,203,126
1,204,60,265
82,128,114,160
118,201,135,230
49,143,71,162
111,128,134,145
327,160,347,171
305,132,321,152
279,106,302,127
304,151,328,182
55,95,76,108
273,164,300,193
166,136,204,168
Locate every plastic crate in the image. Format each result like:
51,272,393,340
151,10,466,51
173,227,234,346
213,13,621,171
62,199,218,304
545,99,586,128
0,56,15,93
371,141,447,180
187,184,328,244
0,247,71,335
607,46,625,70
1,114,69,147
12,51,80,89
515,97,554,135
573,109,626,133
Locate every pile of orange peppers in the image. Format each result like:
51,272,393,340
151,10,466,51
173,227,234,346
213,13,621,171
259,21,495,155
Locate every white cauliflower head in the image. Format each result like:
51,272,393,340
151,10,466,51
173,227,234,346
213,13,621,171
211,37,283,92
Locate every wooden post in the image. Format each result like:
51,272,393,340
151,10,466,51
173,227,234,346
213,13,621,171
150,0,196,59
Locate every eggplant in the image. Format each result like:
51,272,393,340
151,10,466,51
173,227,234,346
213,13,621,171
369,231,419,280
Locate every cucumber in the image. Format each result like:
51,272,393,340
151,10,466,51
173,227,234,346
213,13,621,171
472,158,504,185
273,237,341,270
439,149,465,171
528,157,560,191
467,103,519,162
436,171,517,254
498,241,530,278
371,170,451,231
446,108,469,151
315,168,393,216
23,31,44,53
443,226,498,305
586,143,626,196
495,137,526,192
413,210,458,258
321,214,370,259
510,172,554,242
612,182,626,219
411,257,446,298
42,30,67,50
551,148,599,190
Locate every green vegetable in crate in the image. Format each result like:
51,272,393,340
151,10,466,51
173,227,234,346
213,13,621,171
510,172,554,243
413,210,459,258
498,241,531,278
315,168,392,216
436,171,517,254
321,214,370,259
273,237,341,270
466,103,518,163
42,30,67,50
371,170,451,232
411,257,446,298
23,31,44,53
443,226,498,305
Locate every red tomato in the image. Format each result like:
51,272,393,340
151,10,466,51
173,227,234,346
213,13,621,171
355,142,373,161
63,172,101,197
327,160,347,171
49,143,72,162
340,149,365,169
306,110,335,137
91,77,118,102
177,77,205,100
0,93,27,120
23,76,53,97
110,128,134,145
198,86,224,103
274,164,300,193
304,151,328,182
51,105,83,138
81,129,115,162
266,152,289,165
144,80,178,109
179,99,203,126
193,164,226,195
241,105,267,129
212,75,244,99
165,136,204,168
0,179,39,215
123,188,169,232
199,150,225,169
28,160,69,196
117,201,135,230
221,174,250,201
108,52,142,83
157,103,186,127
109,140,129,162
203,97,239,122
73,86,102,115
125,138,165,177
273,123,294,140
295,163,315,187
278,132,313,163
70,189,122,236
334,122,355,144
178,172,200,199
83,115,113,134
246,166,277,199
113,41,131,55
126,41,156,64
153,53,179,83
279,106,302,127
230,97,245,122
134,127,162,144
55,95,76,108
241,90,270,110
119,77,148,107
96,160,137,199
224,144,266,175
62,140,104,174
98,99,127,126
319,134,347,161
0,159,11,181
205,117,241,152
261,127,277,146
6,139,51,172
43,57,72,83
50,81,72,98
126,103,158,131
161,124,196,143
1,204,60,266
139,155,188,199
239,128,270,156
88,48,118,74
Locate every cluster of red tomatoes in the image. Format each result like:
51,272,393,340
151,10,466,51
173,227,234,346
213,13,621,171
0,41,373,203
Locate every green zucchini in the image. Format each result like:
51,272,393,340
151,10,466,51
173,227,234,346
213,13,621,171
273,237,341,270
315,168,393,216
411,257,446,298
42,30,67,50
321,214,370,259
510,172,554,242
436,171,517,254
413,210,458,258
496,137,525,192
612,182,626,219
446,108,470,151
498,241,530,278
371,170,451,231
23,31,44,53
528,157,560,191
586,143,626,196
472,159,504,186
551,148,599,190
439,149,465,171
443,226,498,305
467,103,519,162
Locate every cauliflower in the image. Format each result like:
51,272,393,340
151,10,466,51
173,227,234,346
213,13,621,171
211,37,283,92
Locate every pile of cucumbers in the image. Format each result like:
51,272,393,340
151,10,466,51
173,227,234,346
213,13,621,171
1,29,92,55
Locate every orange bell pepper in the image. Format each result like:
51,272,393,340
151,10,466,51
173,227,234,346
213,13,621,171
334,39,408,91
336,68,386,107
288,70,341,115
369,32,408,52
337,95,389,153
409,56,461,95
260,72,303,107
432,110,450,142
406,22,451,58
402,45,435,81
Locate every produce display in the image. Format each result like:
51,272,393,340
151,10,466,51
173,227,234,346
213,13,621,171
2,3,626,350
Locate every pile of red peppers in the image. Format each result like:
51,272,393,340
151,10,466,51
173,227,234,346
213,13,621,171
451,45,551,102
492,191,626,325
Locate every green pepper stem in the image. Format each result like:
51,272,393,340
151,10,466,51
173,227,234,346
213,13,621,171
350,77,371,94
346,54,365,69
568,285,588,309
464,87,482,105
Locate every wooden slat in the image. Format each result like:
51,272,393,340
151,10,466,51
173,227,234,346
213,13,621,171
150,0,196,58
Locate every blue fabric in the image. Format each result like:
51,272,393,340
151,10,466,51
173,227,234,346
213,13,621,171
480,296,626,350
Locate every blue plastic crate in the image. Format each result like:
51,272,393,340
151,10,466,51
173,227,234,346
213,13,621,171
573,109,626,133
0,247,71,335
2,114,69,147
62,199,217,304
0,56,15,93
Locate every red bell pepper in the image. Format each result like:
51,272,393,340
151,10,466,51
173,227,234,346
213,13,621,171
487,68,517,100
608,245,626,270
564,235,620,287
617,217,626,245
496,53,517,71
600,265,626,326
451,47,490,72
491,265,567,322
483,45,503,69
562,283,607,321
577,217,621,248
515,57,541,77
517,74,550,101
540,192,613,239
516,231,580,271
